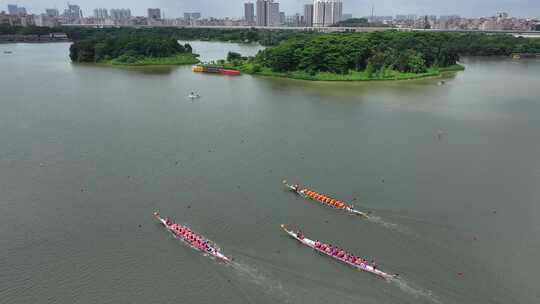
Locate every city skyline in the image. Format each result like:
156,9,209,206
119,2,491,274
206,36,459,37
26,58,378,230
2,0,540,19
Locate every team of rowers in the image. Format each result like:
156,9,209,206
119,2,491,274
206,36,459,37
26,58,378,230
295,230,377,269
164,218,219,254
291,184,349,210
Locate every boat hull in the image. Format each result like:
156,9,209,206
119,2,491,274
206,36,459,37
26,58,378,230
154,213,231,263
284,182,369,218
281,225,396,281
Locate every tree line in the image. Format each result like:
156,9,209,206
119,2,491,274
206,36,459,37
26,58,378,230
0,24,61,35
1,25,312,46
62,27,311,46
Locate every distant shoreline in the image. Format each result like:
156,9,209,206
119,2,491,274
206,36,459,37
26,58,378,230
0,34,70,44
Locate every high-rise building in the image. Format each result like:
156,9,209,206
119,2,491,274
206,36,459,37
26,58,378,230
64,4,83,23
279,11,286,25
304,4,313,26
256,0,267,26
93,8,108,20
184,12,201,21
332,1,343,24
244,2,255,24
45,8,59,17
285,13,302,27
256,0,280,26
7,4,26,15
439,15,460,23
110,9,131,20
313,0,342,27
497,12,509,19
257,0,266,26
148,8,161,20
323,1,333,25
7,4,17,15
268,2,280,26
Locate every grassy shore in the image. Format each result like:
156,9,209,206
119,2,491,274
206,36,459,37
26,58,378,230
108,53,199,66
225,63,465,82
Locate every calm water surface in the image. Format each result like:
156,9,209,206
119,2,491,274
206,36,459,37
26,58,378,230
1,42,539,304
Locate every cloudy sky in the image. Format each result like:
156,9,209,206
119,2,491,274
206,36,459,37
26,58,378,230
2,0,539,18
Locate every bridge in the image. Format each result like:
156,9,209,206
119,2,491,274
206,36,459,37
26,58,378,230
63,24,540,38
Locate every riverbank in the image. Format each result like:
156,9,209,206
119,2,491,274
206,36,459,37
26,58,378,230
225,63,465,82
0,34,69,44
107,53,200,66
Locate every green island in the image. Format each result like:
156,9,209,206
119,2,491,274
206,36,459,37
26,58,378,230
69,33,199,66
220,31,539,81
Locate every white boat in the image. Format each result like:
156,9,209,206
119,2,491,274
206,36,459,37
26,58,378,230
281,225,398,281
188,93,200,99
153,211,231,263
283,180,370,218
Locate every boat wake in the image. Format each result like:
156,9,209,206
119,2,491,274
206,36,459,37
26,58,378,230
228,259,292,303
366,215,420,238
393,278,443,304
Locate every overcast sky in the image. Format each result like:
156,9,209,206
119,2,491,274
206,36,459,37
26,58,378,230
2,0,539,19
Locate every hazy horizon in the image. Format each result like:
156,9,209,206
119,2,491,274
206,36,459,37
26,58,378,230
2,0,539,19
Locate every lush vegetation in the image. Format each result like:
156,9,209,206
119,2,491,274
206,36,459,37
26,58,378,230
332,18,385,28
61,27,316,47
65,27,315,66
222,31,540,81
69,34,198,66
449,33,540,55
1,24,316,46
108,53,199,66
226,32,459,79
0,24,61,35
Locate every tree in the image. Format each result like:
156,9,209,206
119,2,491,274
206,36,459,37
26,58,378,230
333,18,370,27
227,52,242,62
406,52,427,73
365,62,374,78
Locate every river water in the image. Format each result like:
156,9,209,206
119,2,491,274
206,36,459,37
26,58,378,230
1,42,539,304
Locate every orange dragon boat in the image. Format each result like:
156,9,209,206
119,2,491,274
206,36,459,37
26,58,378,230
283,180,370,218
